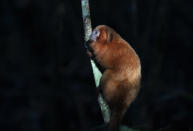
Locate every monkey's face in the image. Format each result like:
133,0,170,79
85,25,113,58
90,29,100,42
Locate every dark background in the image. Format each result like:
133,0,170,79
0,0,193,131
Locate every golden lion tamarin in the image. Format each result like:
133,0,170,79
85,25,141,131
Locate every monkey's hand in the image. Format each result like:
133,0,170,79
84,40,95,58
84,29,100,58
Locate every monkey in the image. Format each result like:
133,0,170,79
85,25,141,131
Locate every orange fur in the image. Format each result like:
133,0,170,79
87,25,141,131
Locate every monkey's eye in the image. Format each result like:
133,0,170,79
90,29,100,41
93,29,100,36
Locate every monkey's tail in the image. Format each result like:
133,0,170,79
108,110,125,131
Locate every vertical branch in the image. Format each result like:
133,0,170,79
81,0,110,124
81,0,92,41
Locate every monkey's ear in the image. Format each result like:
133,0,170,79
107,32,113,43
